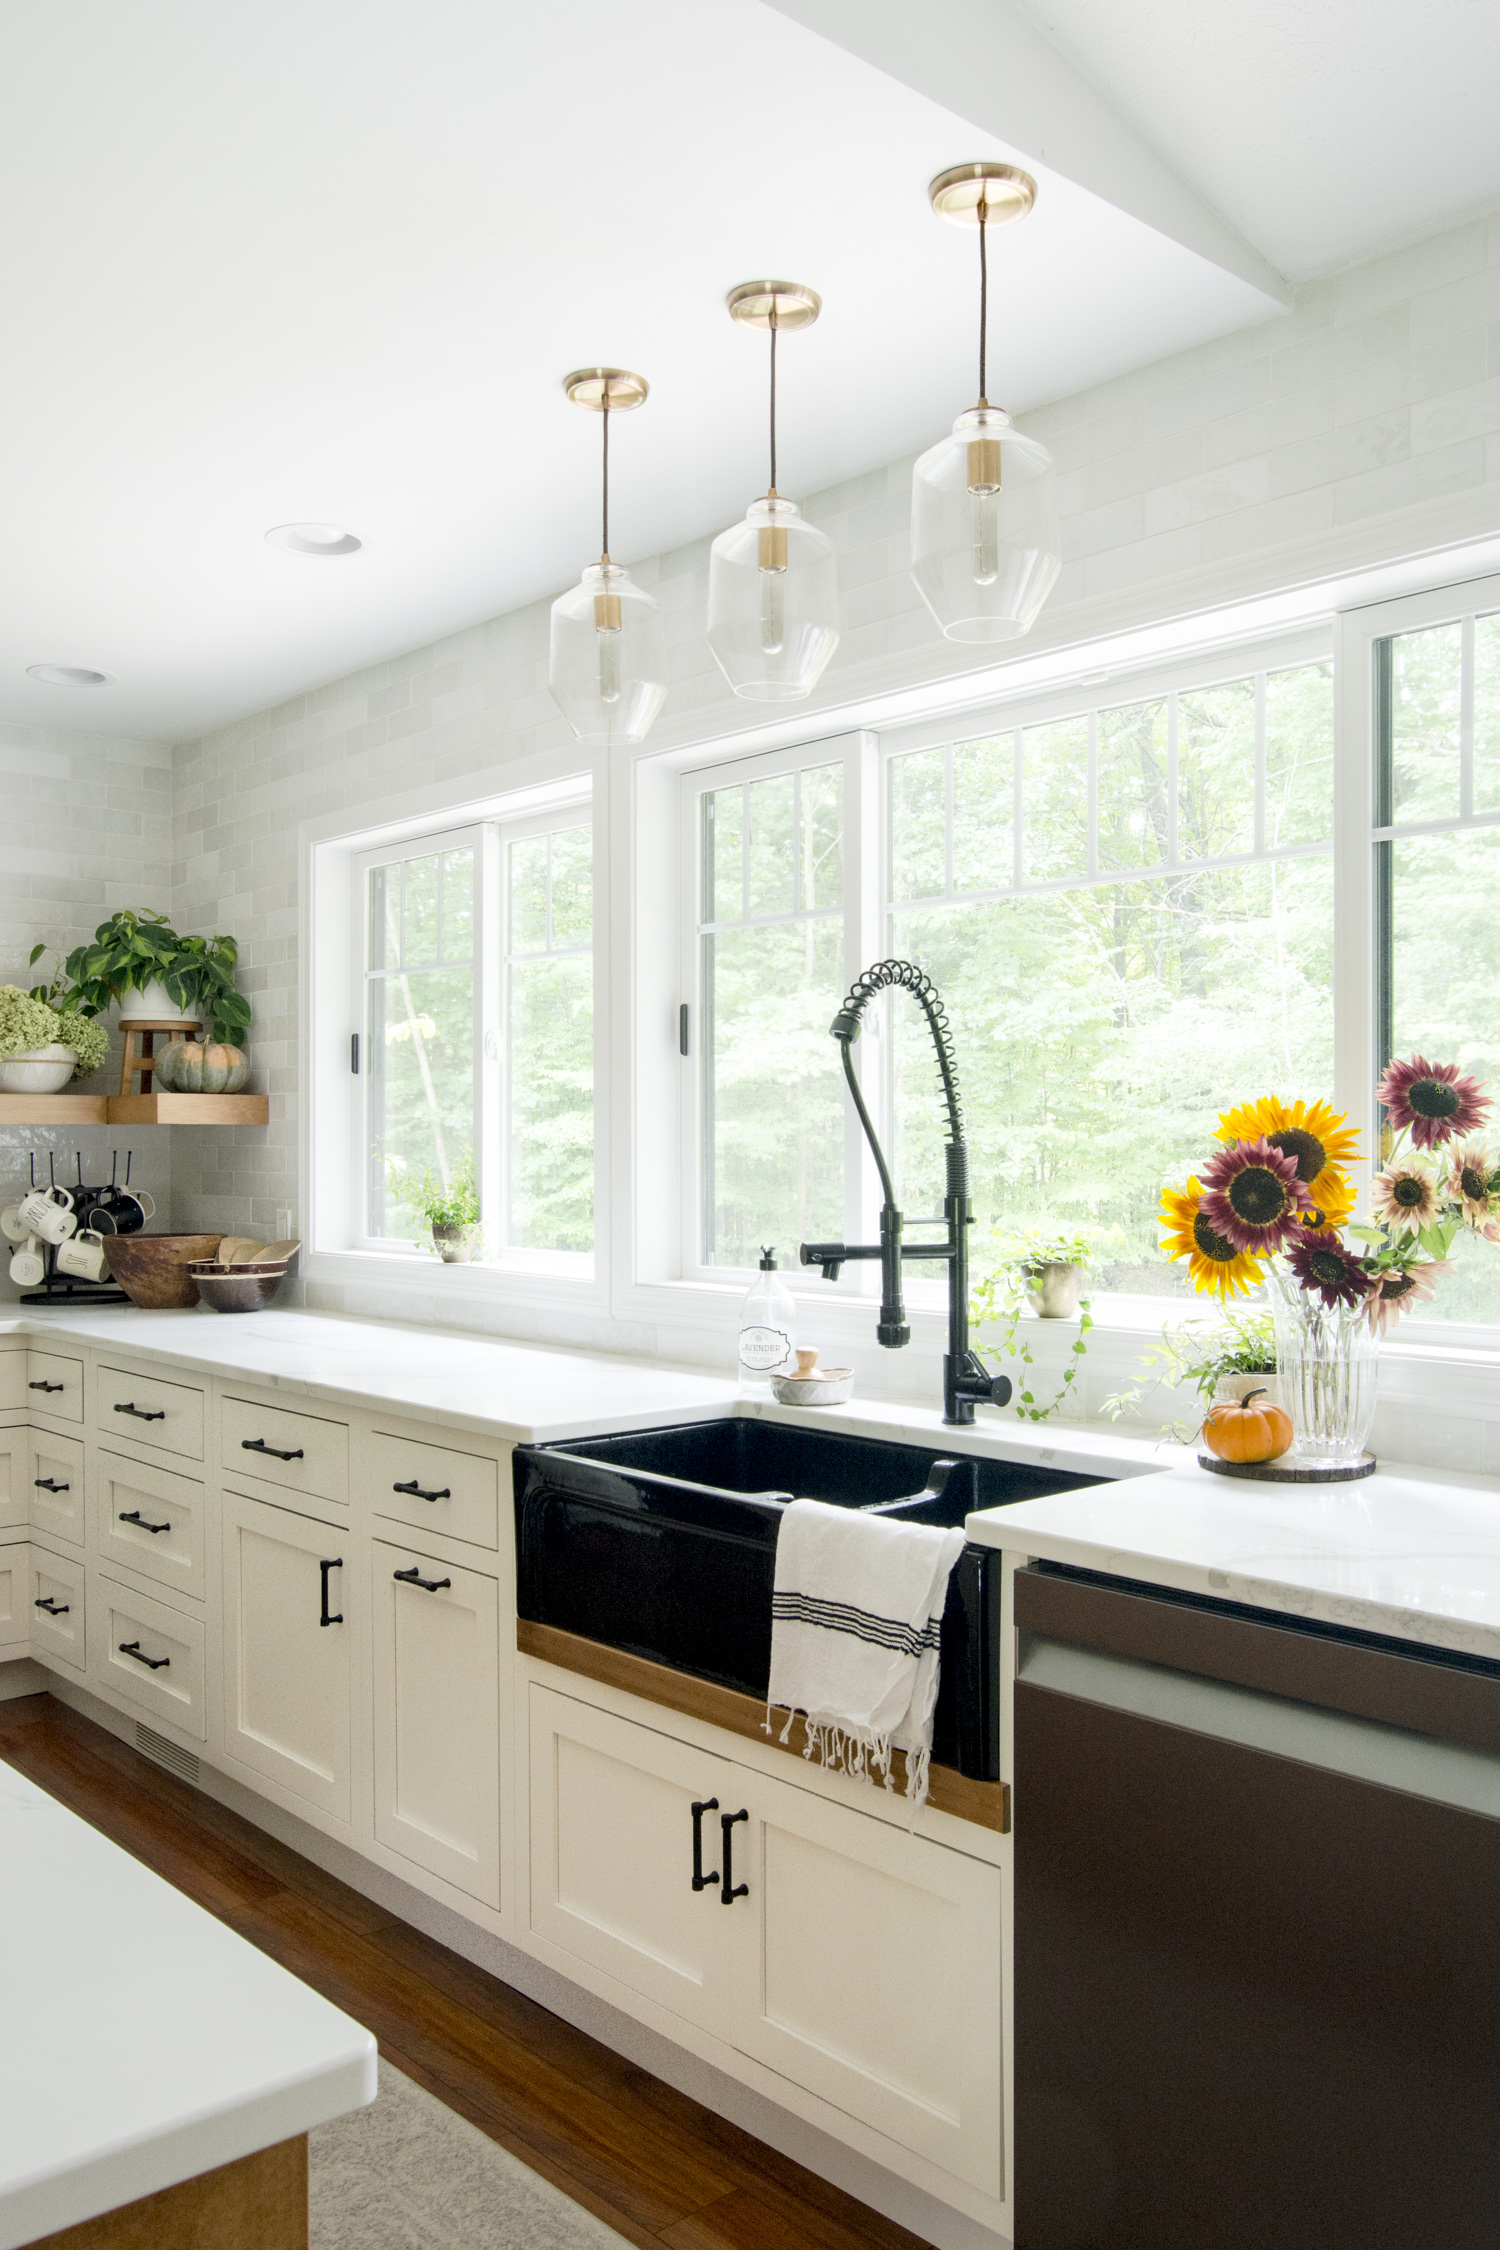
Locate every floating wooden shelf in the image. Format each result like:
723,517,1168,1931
0,1092,267,1126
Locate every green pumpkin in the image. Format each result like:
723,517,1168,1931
155,1039,248,1094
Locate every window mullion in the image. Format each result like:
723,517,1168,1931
1461,612,1476,822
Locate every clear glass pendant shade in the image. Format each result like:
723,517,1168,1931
910,406,1061,643
549,561,666,746
706,494,838,702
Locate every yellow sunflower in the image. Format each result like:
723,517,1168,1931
1159,1178,1266,1298
1215,1096,1358,1225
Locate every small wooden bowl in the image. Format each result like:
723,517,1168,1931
101,1233,225,1308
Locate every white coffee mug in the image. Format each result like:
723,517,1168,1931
9,1242,45,1288
18,1187,76,1244
0,1202,31,1243
56,1228,106,1283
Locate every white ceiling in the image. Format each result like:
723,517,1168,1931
1,0,1491,742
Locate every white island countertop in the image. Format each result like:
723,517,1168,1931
0,1762,376,2250
967,1454,1500,1662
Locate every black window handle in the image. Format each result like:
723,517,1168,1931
119,1640,169,1670
691,1798,720,1892
319,1558,344,1627
29,1380,64,1393
119,1509,171,1535
394,1565,451,1593
34,1597,69,1616
393,1478,451,1502
114,1402,165,1422
243,1438,305,1461
720,1809,749,1905
34,1478,70,1493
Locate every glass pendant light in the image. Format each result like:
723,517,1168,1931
911,163,1061,644
707,281,838,701
549,368,667,746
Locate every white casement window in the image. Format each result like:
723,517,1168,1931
350,805,594,1270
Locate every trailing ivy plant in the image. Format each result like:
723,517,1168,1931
1102,1308,1277,1441
970,1222,1119,1423
46,912,251,1044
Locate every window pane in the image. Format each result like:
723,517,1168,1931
1265,663,1333,845
508,954,593,1252
403,851,442,963
1177,679,1255,859
1388,620,1462,824
889,748,946,902
509,836,548,951
440,848,473,962
890,854,1334,1289
368,862,393,974
701,918,845,1267
1474,611,1500,813
550,825,592,948
368,963,475,1241
705,785,743,923
746,772,796,917
1022,717,1088,881
952,736,1013,893
801,765,843,911
1096,699,1169,872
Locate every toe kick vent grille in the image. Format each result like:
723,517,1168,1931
135,1721,200,1786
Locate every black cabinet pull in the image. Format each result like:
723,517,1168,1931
720,1809,749,1905
393,1478,451,1502
34,1597,69,1616
393,1565,451,1593
691,1798,720,1892
34,1478,70,1493
119,1509,171,1535
319,1558,344,1627
114,1402,165,1422
119,1640,169,1670
29,1380,64,1393
242,1438,304,1461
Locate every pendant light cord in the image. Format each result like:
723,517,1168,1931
601,399,610,561
768,304,779,494
977,194,989,407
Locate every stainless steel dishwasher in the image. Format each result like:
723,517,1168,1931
1013,1562,1500,2250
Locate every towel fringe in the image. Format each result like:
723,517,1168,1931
765,1705,932,1803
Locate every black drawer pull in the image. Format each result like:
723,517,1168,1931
319,1558,344,1628
242,1438,305,1461
720,1809,749,1905
691,1798,720,1892
119,1509,171,1535
119,1640,169,1670
34,1478,70,1493
34,1597,70,1616
393,1479,451,1502
394,1565,451,1593
29,1380,65,1393
114,1402,165,1422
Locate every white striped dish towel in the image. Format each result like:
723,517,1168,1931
765,1498,966,1806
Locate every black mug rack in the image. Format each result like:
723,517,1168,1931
13,1150,136,1308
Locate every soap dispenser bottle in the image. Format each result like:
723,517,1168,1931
738,1246,796,1387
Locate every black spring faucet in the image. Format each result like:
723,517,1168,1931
799,960,1011,1426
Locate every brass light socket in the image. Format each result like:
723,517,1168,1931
593,590,623,631
966,438,1003,494
757,524,789,571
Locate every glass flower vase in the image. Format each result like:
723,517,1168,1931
1268,1269,1378,1467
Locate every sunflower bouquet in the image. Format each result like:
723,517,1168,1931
1159,1058,1495,1332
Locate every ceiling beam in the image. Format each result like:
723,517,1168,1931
762,0,1292,308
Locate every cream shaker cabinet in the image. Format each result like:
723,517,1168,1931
220,1488,352,1822
0,1427,29,1531
371,1539,501,1907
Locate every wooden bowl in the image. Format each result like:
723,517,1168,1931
101,1233,224,1308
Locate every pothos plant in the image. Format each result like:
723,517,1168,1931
970,1223,1121,1423
39,911,251,1045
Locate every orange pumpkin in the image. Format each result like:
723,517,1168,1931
1202,1387,1293,1465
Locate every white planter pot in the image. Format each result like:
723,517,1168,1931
120,977,195,1024
0,1044,77,1093
1213,1373,1286,1411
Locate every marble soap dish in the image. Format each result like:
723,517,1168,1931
770,1349,855,1407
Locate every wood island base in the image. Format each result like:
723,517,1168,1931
23,2136,308,2250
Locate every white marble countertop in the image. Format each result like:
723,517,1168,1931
967,1454,1500,1662
0,1762,375,2249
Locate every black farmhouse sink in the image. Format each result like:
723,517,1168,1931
514,1418,1108,1781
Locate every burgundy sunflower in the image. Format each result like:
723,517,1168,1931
1375,1054,1492,1151
1199,1136,1312,1255
1285,1232,1372,1310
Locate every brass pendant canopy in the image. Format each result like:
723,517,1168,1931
562,367,650,411
725,280,822,332
928,161,1036,227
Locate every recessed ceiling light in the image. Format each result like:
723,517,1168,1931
28,664,113,687
266,522,362,557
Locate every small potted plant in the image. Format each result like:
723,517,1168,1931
0,983,110,1091
51,912,251,1041
971,1222,1120,1422
1104,1310,1280,1441
385,1150,482,1262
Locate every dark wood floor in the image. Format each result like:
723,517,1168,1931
0,1692,931,2250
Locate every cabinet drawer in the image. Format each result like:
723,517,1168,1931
26,1350,84,1423
30,1429,85,1549
97,1451,206,1604
369,1432,498,1549
93,1571,206,1738
0,1539,25,1648
221,1395,349,1507
96,1364,204,1460
373,1539,500,1905
30,1542,85,1673
0,1426,28,1530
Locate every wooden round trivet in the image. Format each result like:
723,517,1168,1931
1197,1450,1376,1483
